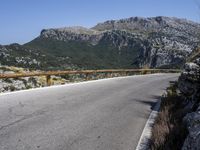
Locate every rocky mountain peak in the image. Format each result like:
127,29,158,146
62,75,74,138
40,26,101,38
1,16,200,70
39,26,103,44
92,16,200,36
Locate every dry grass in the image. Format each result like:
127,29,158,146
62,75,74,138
150,83,188,150
187,48,200,62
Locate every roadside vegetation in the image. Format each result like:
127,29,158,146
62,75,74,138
150,82,188,150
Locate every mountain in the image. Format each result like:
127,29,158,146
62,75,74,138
1,16,200,70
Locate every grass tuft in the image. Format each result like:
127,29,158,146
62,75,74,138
150,83,188,150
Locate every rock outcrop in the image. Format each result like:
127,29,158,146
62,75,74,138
178,58,200,150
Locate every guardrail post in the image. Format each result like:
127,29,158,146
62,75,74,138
86,73,90,81
107,72,111,78
95,72,100,80
46,75,51,86
125,71,128,76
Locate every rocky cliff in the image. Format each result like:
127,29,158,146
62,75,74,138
178,57,200,150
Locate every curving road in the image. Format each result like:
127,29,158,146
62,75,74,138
0,73,178,150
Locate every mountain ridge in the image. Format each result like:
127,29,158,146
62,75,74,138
1,16,199,70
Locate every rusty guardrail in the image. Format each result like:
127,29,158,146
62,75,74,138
0,69,181,86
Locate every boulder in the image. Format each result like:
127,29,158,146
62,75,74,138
184,63,199,72
194,58,200,66
182,112,200,150
179,57,200,149
178,60,200,99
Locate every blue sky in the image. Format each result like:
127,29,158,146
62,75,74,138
0,0,199,45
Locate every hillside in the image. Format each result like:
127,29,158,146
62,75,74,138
0,43,75,70
1,16,200,70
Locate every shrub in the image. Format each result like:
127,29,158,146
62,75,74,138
150,83,188,150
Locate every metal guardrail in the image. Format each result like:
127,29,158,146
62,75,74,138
0,69,181,86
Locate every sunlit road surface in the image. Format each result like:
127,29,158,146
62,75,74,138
0,73,178,150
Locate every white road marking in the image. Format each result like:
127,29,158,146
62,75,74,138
0,73,162,97
135,98,161,150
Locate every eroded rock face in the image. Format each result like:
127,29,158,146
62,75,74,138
40,27,104,45
178,62,200,99
182,111,200,150
178,57,200,150
92,16,200,38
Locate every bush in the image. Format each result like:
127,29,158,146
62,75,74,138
150,83,188,150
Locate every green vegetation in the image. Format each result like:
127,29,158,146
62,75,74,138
25,37,140,70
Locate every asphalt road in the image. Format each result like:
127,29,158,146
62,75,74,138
0,73,178,150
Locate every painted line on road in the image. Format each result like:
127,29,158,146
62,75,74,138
135,98,161,150
0,73,163,97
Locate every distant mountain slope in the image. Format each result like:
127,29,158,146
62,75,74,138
1,16,200,70
0,44,74,70
0,44,41,69
25,30,144,69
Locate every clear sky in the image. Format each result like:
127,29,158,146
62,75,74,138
0,0,199,45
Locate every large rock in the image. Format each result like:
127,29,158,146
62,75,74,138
178,61,200,99
182,111,200,150
184,63,199,72
179,57,200,150
195,58,200,66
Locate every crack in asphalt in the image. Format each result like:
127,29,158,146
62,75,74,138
0,110,46,131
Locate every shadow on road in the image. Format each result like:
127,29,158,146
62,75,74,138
135,95,161,111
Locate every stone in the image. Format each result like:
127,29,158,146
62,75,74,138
178,75,195,96
182,112,200,150
184,63,199,72
179,57,200,149
194,58,200,66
